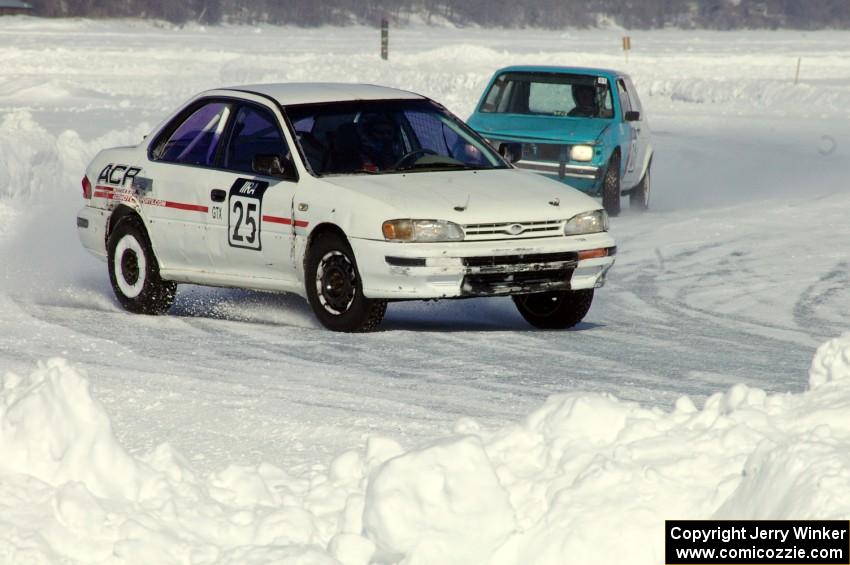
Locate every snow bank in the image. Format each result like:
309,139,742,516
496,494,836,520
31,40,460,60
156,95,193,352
0,112,152,301
0,359,140,500
0,111,64,200
0,110,148,201
0,359,345,564
3,339,850,564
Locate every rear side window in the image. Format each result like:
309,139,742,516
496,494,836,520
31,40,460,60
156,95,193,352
156,102,231,166
617,80,633,115
223,105,290,174
624,77,644,114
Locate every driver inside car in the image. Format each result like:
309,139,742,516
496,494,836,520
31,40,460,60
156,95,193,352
358,114,401,171
567,84,599,118
451,139,487,166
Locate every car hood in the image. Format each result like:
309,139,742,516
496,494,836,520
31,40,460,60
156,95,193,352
320,168,602,224
469,114,610,144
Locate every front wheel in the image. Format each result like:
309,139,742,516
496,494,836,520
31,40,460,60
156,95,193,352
305,231,386,332
107,216,176,314
629,162,651,211
601,153,621,217
512,289,594,330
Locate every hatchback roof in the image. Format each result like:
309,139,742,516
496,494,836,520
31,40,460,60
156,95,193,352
495,65,625,78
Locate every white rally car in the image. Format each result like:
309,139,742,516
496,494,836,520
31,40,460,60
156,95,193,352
76,83,616,332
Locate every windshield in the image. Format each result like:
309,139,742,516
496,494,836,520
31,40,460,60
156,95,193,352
480,72,614,119
285,99,506,176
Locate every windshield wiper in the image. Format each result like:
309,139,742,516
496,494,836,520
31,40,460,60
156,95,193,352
339,168,383,175
394,162,479,173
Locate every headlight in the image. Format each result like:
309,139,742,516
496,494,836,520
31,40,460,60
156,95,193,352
564,210,608,235
382,219,465,242
570,144,594,162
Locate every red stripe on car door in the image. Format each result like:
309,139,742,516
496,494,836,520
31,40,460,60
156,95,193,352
263,215,309,228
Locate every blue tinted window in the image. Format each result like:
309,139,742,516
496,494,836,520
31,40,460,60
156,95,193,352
406,111,490,166
224,105,289,174
159,102,230,165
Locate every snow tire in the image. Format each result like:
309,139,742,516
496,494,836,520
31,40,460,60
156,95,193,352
107,215,176,315
512,289,594,330
305,231,386,332
602,153,622,217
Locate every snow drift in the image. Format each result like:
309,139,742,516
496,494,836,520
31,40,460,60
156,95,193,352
3,336,850,564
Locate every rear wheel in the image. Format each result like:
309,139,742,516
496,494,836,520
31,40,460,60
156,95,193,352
305,231,386,332
107,216,176,314
629,162,651,211
602,153,621,217
512,289,594,330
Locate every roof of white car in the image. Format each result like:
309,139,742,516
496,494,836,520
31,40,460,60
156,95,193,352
221,83,425,106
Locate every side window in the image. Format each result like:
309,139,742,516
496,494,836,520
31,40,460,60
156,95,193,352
480,77,506,113
617,80,633,116
223,105,289,174
157,102,231,166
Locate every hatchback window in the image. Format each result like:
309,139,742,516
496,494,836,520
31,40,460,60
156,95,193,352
528,82,575,114
157,102,231,166
223,105,289,174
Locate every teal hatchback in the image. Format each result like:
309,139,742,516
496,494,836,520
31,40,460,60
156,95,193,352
468,66,653,216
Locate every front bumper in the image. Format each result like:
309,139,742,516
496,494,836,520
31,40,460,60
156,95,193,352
519,161,603,194
350,232,616,300
482,136,605,193
516,159,600,182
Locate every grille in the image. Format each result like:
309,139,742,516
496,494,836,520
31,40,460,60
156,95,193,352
462,252,577,268
463,220,563,240
462,268,573,296
522,143,569,162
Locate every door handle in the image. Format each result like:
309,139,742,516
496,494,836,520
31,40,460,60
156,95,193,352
210,189,226,202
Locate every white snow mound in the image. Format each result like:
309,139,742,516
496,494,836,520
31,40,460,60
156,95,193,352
3,345,850,564
809,332,850,389
0,358,140,500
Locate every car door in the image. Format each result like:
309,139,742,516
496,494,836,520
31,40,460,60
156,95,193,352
624,76,651,181
616,77,649,187
208,101,300,285
615,78,639,187
143,99,234,274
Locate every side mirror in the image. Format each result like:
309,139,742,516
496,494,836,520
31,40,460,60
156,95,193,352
253,154,291,178
624,111,641,122
499,142,523,164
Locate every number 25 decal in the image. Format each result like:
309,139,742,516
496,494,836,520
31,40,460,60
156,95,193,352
231,200,258,244
227,178,269,251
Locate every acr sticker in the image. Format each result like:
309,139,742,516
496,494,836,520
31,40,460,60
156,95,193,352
228,178,269,251
97,163,142,187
